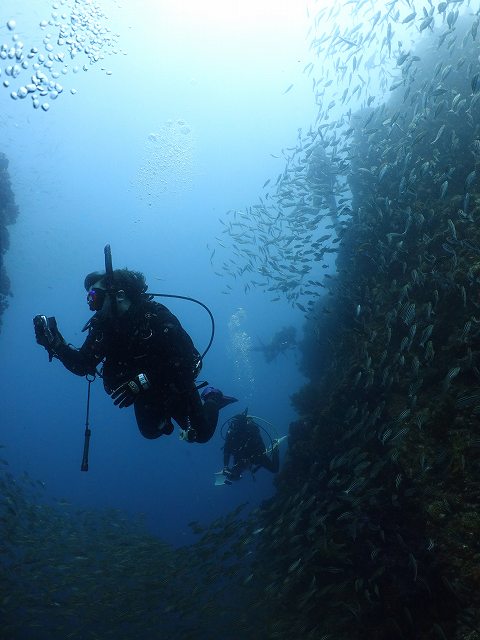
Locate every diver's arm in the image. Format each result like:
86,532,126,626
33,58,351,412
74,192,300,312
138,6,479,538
34,314,101,376
53,330,103,377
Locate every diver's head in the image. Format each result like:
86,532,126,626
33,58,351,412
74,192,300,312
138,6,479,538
84,268,148,315
231,410,249,428
85,278,129,315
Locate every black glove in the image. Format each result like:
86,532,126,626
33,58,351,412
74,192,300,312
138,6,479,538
180,427,198,442
222,467,233,485
110,373,151,408
185,427,197,442
33,315,62,361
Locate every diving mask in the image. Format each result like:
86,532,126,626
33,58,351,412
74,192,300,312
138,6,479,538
87,287,107,311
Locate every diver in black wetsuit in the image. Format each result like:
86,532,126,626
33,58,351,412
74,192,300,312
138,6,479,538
34,267,236,443
222,410,279,482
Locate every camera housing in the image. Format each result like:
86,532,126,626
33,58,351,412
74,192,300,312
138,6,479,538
34,315,57,344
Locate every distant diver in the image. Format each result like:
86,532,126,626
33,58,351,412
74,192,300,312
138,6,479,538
253,325,297,363
216,409,282,485
34,245,237,447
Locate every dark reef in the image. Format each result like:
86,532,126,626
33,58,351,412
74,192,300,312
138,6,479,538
250,28,480,640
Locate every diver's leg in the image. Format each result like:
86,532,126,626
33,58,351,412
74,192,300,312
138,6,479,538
186,385,218,443
256,448,280,473
134,398,173,439
174,384,237,444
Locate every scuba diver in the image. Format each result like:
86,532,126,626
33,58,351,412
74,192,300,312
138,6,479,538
220,409,280,484
253,326,297,363
33,246,237,444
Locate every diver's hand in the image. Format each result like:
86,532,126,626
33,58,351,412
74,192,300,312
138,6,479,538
222,467,233,484
34,315,57,347
33,315,63,359
180,427,197,442
111,373,150,408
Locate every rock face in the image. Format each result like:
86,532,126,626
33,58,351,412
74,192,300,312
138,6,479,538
252,35,480,638
0,152,19,332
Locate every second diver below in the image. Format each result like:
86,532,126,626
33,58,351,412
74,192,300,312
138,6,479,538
222,410,280,483
33,268,237,443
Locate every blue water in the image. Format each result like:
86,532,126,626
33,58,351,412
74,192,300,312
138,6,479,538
0,0,313,547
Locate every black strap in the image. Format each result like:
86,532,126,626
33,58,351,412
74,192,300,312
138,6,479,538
148,293,215,360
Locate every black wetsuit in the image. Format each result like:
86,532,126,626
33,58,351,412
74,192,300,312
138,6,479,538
53,299,219,442
223,416,279,480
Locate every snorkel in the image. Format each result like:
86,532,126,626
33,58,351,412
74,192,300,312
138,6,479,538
103,244,117,318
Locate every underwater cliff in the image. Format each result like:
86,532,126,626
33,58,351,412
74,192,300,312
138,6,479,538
248,20,480,640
